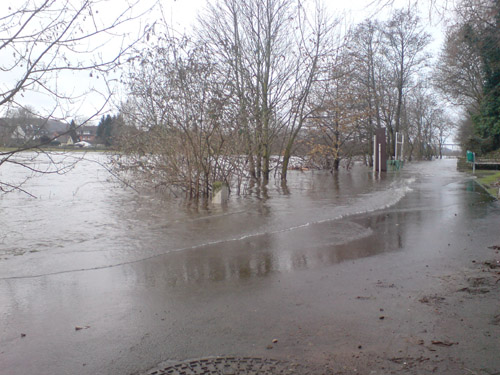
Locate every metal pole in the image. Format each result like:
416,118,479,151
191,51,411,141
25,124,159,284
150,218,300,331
395,132,398,161
378,144,382,175
373,135,377,173
401,135,404,162
473,152,475,174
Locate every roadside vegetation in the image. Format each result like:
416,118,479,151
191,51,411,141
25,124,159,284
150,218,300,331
112,0,454,200
436,0,500,156
475,170,500,197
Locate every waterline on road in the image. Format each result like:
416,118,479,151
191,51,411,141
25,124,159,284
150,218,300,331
2,153,418,279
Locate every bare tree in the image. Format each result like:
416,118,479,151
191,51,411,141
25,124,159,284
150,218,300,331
198,0,337,183
306,32,368,171
0,0,153,194
434,114,455,159
200,0,298,182
380,7,431,157
118,30,244,199
278,3,337,180
197,0,260,179
349,19,385,165
404,85,439,160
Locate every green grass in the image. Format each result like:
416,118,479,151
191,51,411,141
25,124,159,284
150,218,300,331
475,170,500,198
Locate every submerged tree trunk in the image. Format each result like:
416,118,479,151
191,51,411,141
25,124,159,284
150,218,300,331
281,138,294,180
333,157,340,171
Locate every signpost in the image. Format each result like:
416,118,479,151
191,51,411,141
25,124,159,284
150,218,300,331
466,150,475,174
373,128,387,174
389,132,405,171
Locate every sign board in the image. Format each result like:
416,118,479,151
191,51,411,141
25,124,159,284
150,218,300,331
374,128,387,172
466,150,475,162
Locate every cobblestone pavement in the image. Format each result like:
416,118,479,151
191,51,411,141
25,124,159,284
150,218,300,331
145,357,328,375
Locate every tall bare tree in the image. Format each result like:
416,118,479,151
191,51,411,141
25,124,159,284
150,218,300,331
197,0,260,179
350,19,385,165
404,85,437,160
380,7,431,157
306,31,368,171
198,0,336,182
278,3,337,180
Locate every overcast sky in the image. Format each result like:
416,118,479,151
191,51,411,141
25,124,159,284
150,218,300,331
1,0,444,122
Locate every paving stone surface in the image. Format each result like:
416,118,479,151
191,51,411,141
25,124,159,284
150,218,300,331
145,357,326,375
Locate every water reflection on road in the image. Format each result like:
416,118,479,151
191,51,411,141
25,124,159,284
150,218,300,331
1,155,497,375
1,153,415,280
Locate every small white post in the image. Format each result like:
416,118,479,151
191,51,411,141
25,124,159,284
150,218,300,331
401,135,404,162
378,144,382,175
395,132,398,161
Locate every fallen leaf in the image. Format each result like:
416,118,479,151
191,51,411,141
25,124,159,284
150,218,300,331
75,325,90,331
431,340,456,347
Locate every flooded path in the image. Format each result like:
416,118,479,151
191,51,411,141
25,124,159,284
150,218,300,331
1,155,499,375
0,153,414,280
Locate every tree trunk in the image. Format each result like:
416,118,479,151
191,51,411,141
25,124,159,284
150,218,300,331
333,157,340,171
281,140,293,181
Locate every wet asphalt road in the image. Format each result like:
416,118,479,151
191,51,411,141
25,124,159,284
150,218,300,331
1,159,499,375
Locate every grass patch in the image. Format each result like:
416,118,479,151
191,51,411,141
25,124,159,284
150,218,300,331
475,170,500,198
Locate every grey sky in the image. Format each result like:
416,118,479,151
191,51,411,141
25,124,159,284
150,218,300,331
1,0,444,122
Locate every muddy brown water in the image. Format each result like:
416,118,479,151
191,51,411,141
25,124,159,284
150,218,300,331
0,154,498,375
0,153,416,279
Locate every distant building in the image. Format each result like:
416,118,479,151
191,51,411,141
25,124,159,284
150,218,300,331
0,117,69,146
77,126,97,143
53,133,74,146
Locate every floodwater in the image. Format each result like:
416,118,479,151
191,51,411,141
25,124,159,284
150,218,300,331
0,153,414,280
0,153,497,375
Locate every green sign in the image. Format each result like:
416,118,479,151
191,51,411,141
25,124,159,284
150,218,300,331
466,150,475,162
